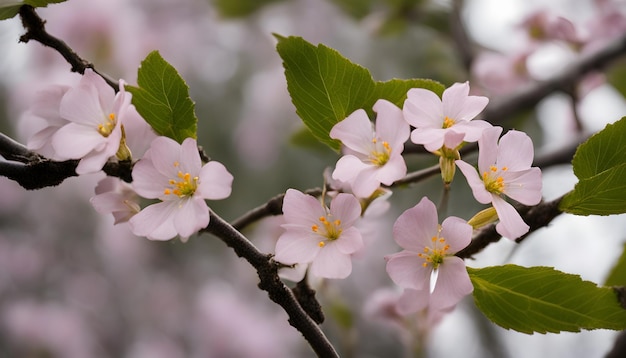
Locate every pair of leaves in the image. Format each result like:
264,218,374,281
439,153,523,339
560,116,626,215
126,51,197,143
0,0,65,20
469,265,626,334
276,35,444,151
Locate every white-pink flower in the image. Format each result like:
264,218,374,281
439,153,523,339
456,127,542,239
403,81,491,152
330,99,410,198
25,85,70,159
51,69,132,174
274,189,363,279
385,197,473,313
385,197,474,313
129,137,233,242
90,177,140,224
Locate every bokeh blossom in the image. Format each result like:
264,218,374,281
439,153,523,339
330,99,410,198
129,137,233,241
403,81,491,152
385,197,473,313
456,127,542,239
274,189,363,279
90,177,140,224
24,85,70,159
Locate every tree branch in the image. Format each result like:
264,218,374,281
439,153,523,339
457,195,564,259
202,212,339,358
484,33,626,126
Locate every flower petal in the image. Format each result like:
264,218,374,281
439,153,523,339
281,189,326,227
503,167,542,205
197,161,234,200
129,201,179,241
477,126,503,173
396,288,430,315
274,230,320,264
332,155,370,184
330,193,361,227
310,243,352,279
430,256,473,311
334,227,363,255
376,154,407,186
455,160,493,204
439,216,472,254
392,197,439,251
497,130,534,170
330,109,374,155
403,88,443,128
373,99,410,151
385,251,431,290
492,195,529,239
132,158,170,199
173,197,210,239
411,127,446,152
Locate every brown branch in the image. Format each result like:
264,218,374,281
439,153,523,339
202,212,339,358
456,195,564,259
18,5,118,91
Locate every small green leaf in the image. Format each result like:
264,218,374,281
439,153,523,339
560,163,626,215
276,35,443,151
276,35,376,151
571,117,626,180
0,0,66,21
605,243,626,286
469,265,626,334
560,117,626,215
126,51,197,143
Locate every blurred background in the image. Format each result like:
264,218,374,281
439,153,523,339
1,0,626,357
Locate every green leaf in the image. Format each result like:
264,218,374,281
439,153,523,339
0,0,66,21
469,265,626,334
605,243,626,286
560,117,626,215
276,35,444,151
571,117,626,180
560,163,626,215
126,51,197,143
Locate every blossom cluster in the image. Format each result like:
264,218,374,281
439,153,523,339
274,81,542,325
26,70,234,242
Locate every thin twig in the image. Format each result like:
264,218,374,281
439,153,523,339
202,212,339,358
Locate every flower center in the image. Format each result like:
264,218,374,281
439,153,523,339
368,138,391,166
418,235,450,270
311,215,342,247
482,165,508,194
98,113,117,137
163,162,198,198
442,116,456,129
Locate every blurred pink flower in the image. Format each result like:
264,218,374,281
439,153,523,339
90,177,140,224
471,51,532,95
520,10,583,47
129,137,233,242
385,197,473,312
24,85,70,159
456,127,542,239
330,99,410,198
275,189,363,279
50,69,132,174
403,82,491,152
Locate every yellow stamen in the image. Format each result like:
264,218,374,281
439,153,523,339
443,116,456,128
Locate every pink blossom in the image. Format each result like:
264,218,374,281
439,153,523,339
403,82,491,152
129,137,233,242
456,127,542,239
50,69,132,174
385,197,473,312
25,85,70,159
330,99,410,198
90,177,140,224
274,189,363,279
